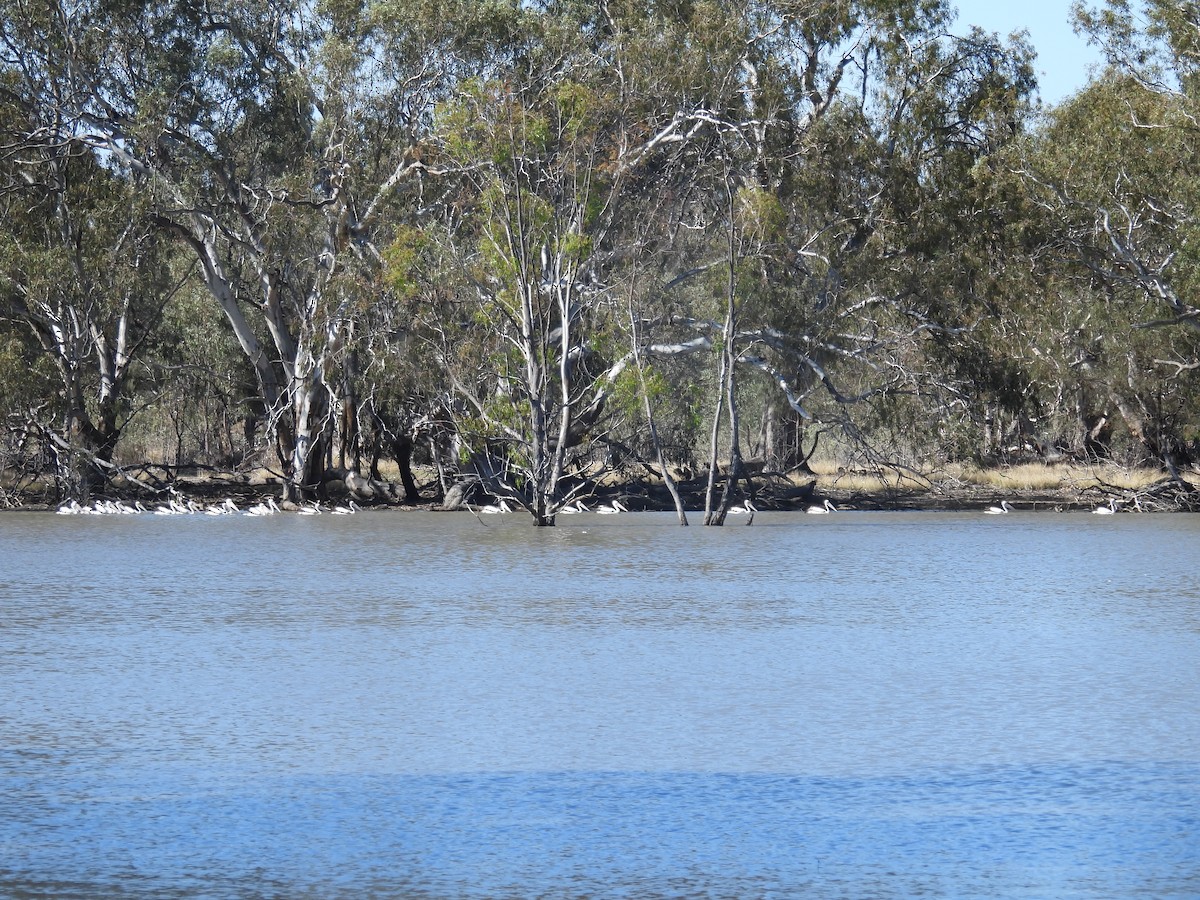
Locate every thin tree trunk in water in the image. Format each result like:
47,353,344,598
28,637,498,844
703,349,728,524
705,158,740,527
514,213,554,525
523,281,553,525
547,278,575,522
627,282,687,525
716,368,744,521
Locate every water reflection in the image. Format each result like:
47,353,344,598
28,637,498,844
2,510,1199,897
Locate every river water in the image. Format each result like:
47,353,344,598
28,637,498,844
1,509,1198,898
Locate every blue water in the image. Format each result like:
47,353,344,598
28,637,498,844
2,510,1198,897
5,763,1197,898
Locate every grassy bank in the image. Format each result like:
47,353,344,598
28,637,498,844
797,460,1200,512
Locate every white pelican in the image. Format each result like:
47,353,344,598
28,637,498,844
728,499,757,524
155,496,191,515
330,500,360,515
595,499,628,514
56,500,84,515
806,499,837,514
244,497,281,516
296,502,323,515
479,498,512,514
1093,498,1118,515
984,500,1014,515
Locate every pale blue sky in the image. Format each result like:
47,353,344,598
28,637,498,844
953,0,1105,104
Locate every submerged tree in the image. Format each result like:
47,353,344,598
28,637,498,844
393,3,752,524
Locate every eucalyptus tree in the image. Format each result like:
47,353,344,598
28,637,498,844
776,9,1035,462
0,318,55,502
1018,79,1200,466
1012,2,1200,467
851,20,1042,465
0,0,467,501
627,0,1037,509
391,1,755,524
0,161,178,499
0,20,179,500
397,0,1042,524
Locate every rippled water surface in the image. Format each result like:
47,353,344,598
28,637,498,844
2,509,1198,897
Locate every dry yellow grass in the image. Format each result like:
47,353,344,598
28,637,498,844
955,462,1165,492
793,459,1182,495
373,456,1192,497
798,460,933,492
375,459,402,480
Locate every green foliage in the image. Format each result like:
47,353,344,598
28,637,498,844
381,226,433,303
4,0,1200,502
553,80,596,138
557,232,593,263
0,329,51,413
734,187,786,245
607,363,647,421
482,395,531,434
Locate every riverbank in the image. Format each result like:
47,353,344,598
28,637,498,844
593,461,1200,514
7,460,1199,514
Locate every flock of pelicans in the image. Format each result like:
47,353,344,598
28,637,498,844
55,497,361,516
54,495,1125,517
476,499,632,515
54,496,775,518
473,498,837,517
